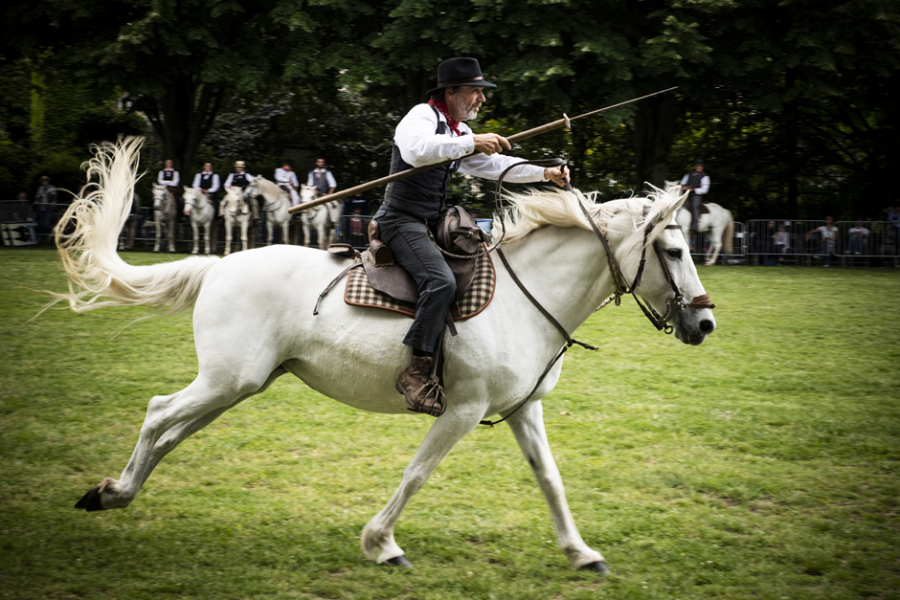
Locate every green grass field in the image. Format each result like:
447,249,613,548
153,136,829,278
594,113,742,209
1,248,898,600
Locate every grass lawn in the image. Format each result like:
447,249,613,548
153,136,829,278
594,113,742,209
1,247,898,600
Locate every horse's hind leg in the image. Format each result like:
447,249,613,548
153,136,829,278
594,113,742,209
75,368,286,512
507,401,608,572
362,408,482,566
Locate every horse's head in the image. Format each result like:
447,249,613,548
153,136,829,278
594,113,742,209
300,185,317,204
221,186,245,219
616,189,716,345
152,183,166,202
182,187,206,215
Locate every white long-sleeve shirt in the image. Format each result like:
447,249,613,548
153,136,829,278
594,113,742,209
192,172,220,193
306,169,337,189
274,168,300,188
680,173,710,195
157,169,180,187
394,103,547,183
224,172,256,188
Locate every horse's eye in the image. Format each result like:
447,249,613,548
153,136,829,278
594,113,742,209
666,248,683,260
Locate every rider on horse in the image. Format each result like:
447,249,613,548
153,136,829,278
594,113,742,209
373,57,569,417
680,159,710,231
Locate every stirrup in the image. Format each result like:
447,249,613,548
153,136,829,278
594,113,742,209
397,378,447,417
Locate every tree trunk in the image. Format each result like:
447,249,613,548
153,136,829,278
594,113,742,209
631,93,676,191
141,77,226,178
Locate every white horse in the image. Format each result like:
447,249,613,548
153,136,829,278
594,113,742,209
298,184,337,249
151,183,178,253
247,176,291,246
220,186,252,256
51,140,716,572
182,187,217,255
666,181,734,266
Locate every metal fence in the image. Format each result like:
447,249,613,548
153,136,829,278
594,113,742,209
746,219,900,267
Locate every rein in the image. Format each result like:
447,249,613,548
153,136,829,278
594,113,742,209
479,159,714,427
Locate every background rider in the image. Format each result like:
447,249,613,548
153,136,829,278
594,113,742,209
224,160,258,220
680,159,711,232
275,160,301,207
191,162,221,215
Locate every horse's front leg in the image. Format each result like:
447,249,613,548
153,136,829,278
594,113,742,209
190,219,199,255
362,408,483,566
224,219,232,256
705,230,722,266
167,214,177,253
507,401,609,573
240,219,248,252
153,211,162,252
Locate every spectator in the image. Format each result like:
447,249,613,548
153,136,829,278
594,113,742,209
191,162,221,214
348,209,365,247
275,159,301,207
34,176,57,239
848,220,869,255
758,220,777,265
887,204,900,234
773,224,790,260
14,192,31,222
806,216,839,267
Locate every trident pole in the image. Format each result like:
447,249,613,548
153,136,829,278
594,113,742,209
288,87,677,213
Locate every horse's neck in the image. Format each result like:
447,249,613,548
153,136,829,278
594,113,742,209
498,226,618,334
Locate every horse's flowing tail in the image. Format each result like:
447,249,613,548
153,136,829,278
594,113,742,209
48,138,218,315
723,211,734,254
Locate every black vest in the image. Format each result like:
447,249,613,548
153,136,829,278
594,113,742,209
383,105,462,224
686,171,705,192
311,170,332,195
231,172,249,189
162,170,176,182
199,173,214,190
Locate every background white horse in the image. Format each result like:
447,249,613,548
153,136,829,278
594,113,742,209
182,187,217,255
52,140,715,573
247,176,291,246
666,181,734,266
151,183,178,253
220,186,252,256
298,184,336,249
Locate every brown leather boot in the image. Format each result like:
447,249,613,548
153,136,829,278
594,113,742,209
396,356,447,417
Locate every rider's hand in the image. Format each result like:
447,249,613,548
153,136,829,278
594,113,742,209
544,165,570,188
473,133,511,156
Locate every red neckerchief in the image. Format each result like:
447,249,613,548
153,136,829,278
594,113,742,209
428,100,461,136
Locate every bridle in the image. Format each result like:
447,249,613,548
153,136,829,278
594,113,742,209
576,200,715,335
479,159,714,427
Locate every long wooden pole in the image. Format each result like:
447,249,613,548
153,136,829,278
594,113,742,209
288,87,677,213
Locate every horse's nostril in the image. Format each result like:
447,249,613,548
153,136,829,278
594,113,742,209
699,319,714,334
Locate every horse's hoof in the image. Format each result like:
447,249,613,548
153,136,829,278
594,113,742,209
74,486,105,512
579,561,610,574
385,555,413,568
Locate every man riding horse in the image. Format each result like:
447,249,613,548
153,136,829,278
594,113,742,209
374,57,569,417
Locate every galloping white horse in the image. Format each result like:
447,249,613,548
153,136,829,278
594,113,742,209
298,184,336,249
666,181,734,266
151,183,178,253
219,186,252,256
182,187,217,255
247,176,291,246
52,141,716,572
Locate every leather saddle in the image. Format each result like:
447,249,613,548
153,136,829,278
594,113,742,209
698,202,710,215
331,206,488,306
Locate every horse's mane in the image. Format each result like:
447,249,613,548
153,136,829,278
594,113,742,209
254,176,283,198
494,186,681,248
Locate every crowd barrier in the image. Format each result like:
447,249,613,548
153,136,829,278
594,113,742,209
745,219,900,267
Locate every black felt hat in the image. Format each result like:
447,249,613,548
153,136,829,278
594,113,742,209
693,159,705,166
427,57,497,96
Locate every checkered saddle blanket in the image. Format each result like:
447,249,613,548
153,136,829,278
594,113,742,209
344,251,496,320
